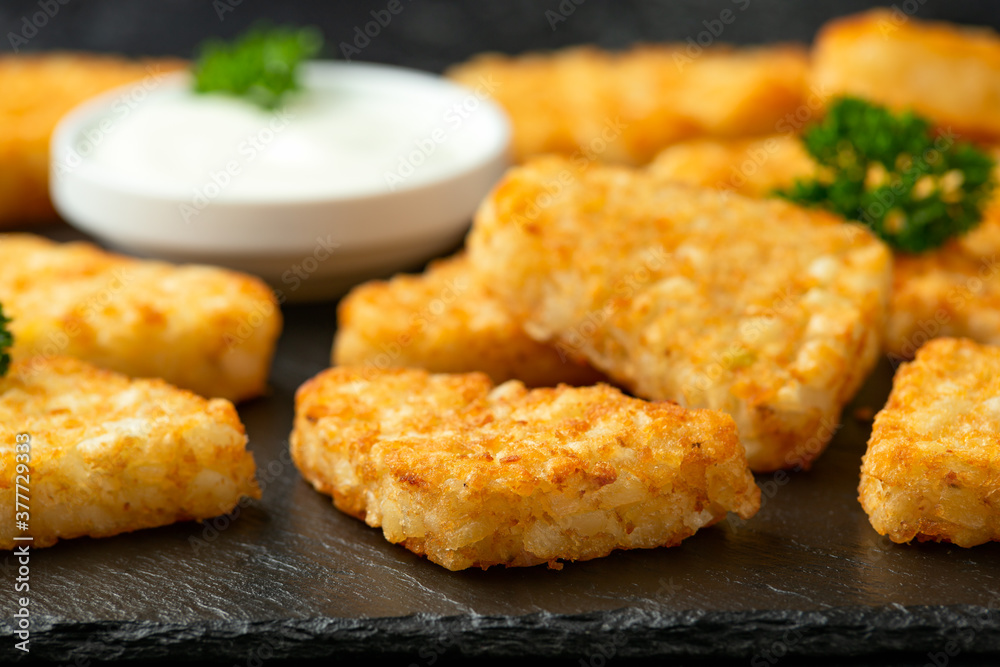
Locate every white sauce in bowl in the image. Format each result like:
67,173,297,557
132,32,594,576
74,63,506,202
50,61,510,298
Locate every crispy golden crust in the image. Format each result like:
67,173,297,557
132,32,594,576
811,9,1000,143
648,134,815,198
0,233,281,402
649,136,1000,359
650,138,1000,264
0,356,259,549
860,338,1000,547
291,367,759,571
447,44,807,165
333,254,604,387
956,145,1000,259
887,245,1000,359
0,53,186,227
467,156,891,472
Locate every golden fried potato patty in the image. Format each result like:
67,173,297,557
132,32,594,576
812,9,1000,143
648,134,815,199
0,356,259,549
467,156,891,472
887,246,1000,360
0,233,281,402
333,254,604,387
291,367,759,570
860,338,1000,547
0,52,185,227
447,44,807,165
650,135,1000,359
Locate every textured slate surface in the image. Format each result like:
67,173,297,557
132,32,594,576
2,231,1000,664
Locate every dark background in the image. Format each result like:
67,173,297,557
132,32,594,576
2,0,1000,72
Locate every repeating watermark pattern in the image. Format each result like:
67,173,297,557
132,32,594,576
233,636,282,667
278,234,341,294
179,107,294,223
864,532,897,564
673,0,752,70
6,0,70,52
408,633,459,667
53,66,173,179
577,632,628,667
857,128,957,230
13,267,135,382
339,0,414,60
682,286,797,396
782,417,840,471
576,586,690,667
553,245,670,363
57,640,100,667
749,599,998,666
358,271,471,378
188,445,293,554
710,84,829,204
212,0,243,21
750,627,805,666
383,74,500,191
920,593,1000,667
888,252,1000,366
726,468,790,536
12,432,33,653
656,576,682,601
876,0,929,36
773,84,829,137
545,0,587,31
223,234,340,352
921,628,978,667
223,293,281,353
636,574,684,612
512,115,628,231
726,417,839,535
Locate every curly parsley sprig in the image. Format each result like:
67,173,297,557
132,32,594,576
0,303,12,378
193,24,323,109
775,97,995,253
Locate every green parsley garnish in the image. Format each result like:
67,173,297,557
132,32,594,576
193,24,323,109
775,96,995,253
0,303,13,378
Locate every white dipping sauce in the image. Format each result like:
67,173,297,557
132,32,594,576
80,67,499,201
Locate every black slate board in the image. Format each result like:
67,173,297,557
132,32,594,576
3,229,1000,665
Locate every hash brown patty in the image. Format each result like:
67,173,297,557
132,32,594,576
859,338,1000,547
333,254,604,387
650,135,1000,359
467,156,891,471
0,52,185,227
447,44,807,165
811,9,1000,144
291,367,759,570
0,233,281,403
0,356,259,549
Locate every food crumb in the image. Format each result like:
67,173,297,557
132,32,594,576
854,406,876,422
